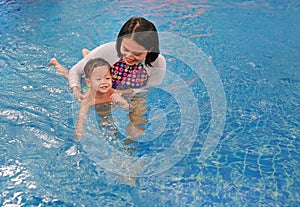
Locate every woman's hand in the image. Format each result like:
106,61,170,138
72,86,86,101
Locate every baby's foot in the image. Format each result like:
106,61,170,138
49,58,69,79
82,48,90,58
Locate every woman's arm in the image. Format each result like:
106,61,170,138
147,54,167,86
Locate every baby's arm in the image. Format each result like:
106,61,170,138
110,93,129,109
74,100,90,138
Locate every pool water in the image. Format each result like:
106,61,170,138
1,0,299,206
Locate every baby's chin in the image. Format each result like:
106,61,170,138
98,86,110,92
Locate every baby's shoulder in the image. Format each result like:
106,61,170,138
108,88,116,96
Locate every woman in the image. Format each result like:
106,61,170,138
68,16,166,100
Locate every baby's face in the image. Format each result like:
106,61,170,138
89,66,112,93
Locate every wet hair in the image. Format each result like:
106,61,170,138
84,58,111,78
116,17,160,67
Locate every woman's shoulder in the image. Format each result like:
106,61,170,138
152,54,166,69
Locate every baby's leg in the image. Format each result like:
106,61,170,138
49,49,89,80
82,48,90,58
49,58,69,80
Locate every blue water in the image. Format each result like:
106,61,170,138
1,0,299,206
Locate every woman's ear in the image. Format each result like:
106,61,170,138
85,78,91,87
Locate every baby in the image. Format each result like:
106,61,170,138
50,57,129,138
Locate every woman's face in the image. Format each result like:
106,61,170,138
120,37,148,65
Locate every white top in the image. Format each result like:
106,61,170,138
69,42,167,93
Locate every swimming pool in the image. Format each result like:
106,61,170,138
1,0,299,206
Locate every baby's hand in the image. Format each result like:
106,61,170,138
110,93,129,109
73,128,84,140
110,92,122,102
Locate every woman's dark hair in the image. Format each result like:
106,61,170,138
84,58,111,78
116,17,160,67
